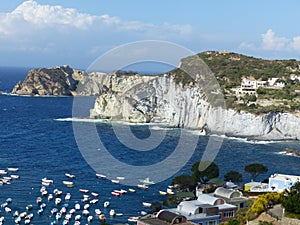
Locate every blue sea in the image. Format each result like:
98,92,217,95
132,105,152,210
0,67,299,224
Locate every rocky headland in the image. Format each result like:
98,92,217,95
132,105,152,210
10,52,300,141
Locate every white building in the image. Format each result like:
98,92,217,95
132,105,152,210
269,173,300,192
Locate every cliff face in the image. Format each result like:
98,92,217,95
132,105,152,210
11,65,83,96
86,71,299,140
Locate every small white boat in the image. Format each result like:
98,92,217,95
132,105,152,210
10,174,20,179
96,173,106,179
75,203,81,210
116,176,125,180
55,198,61,205
41,177,53,184
128,216,140,222
65,193,71,201
141,211,147,216
91,192,99,197
116,213,123,216
95,209,101,215
137,184,149,189
103,201,110,208
0,170,7,175
7,168,19,172
62,180,74,188
82,209,89,216
109,209,115,217
65,173,75,179
142,202,152,207
75,214,81,220
111,179,120,184
87,215,93,222
90,199,98,204
47,194,53,202
139,178,155,185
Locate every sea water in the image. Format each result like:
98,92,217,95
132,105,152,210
0,68,299,224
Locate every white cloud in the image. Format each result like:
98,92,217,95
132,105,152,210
0,0,192,66
261,29,289,51
239,29,300,54
291,36,300,52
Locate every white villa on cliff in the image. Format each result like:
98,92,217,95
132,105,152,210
236,77,286,96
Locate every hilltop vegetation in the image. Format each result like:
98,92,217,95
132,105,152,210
171,51,300,115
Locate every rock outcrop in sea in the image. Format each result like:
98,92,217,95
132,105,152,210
11,58,300,141
12,65,83,96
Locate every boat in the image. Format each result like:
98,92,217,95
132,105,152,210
111,179,120,184
109,209,115,217
65,193,71,201
65,173,75,178
128,188,136,193
79,189,89,193
128,216,140,222
99,214,106,221
116,176,125,180
10,174,20,179
90,199,98,204
95,209,101,215
137,184,149,189
278,148,300,157
0,170,7,175
47,194,53,202
62,180,74,188
141,211,147,216
91,192,99,197
142,202,152,207
41,177,53,184
116,213,123,216
96,173,106,179
111,191,120,196
139,178,155,185
103,201,110,208
55,198,61,205
82,209,89,216
159,191,167,195
7,167,19,172
167,188,175,195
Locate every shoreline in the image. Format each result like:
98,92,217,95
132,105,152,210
55,117,299,143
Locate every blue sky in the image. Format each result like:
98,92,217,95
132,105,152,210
1,0,300,70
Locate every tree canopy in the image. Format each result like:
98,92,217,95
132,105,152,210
282,182,300,215
191,161,219,182
224,170,243,183
244,163,268,181
172,174,197,191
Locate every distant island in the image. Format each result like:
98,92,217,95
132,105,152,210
10,51,300,141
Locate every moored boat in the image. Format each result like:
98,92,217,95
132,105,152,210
139,177,155,185
142,202,152,207
96,173,106,179
65,173,75,179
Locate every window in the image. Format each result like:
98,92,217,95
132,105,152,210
206,220,216,225
223,210,234,218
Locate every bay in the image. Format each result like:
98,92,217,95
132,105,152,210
0,68,299,225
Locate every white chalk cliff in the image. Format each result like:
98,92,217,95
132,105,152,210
78,64,299,141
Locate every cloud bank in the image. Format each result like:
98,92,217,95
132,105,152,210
0,0,192,67
240,29,300,53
